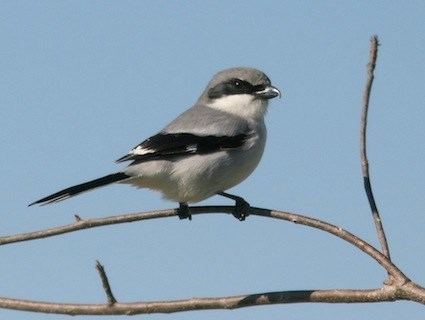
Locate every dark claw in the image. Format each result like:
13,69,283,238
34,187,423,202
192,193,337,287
233,198,250,221
217,192,250,221
177,203,192,220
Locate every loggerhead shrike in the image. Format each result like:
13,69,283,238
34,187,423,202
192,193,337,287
30,67,281,221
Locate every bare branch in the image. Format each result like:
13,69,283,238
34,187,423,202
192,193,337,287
0,284,423,315
4,207,422,314
95,260,117,305
0,206,422,315
360,35,391,260
0,209,176,245
0,206,410,282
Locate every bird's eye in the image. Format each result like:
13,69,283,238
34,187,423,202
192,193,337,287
233,79,241,86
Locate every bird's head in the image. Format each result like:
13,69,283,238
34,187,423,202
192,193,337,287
199,67,281,120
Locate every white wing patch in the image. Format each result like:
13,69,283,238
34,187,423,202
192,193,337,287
130,146,156,155
186,144,197,152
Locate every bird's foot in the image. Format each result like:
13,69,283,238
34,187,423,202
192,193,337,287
233,197,250,221
177,203,192,220
217,192,250,221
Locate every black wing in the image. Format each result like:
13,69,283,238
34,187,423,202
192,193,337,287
116,132,248,164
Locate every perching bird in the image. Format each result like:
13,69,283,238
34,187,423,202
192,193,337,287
29,67,281,220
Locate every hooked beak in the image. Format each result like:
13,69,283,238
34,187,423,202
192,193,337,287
254,85,282,100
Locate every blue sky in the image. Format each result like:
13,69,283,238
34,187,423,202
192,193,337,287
1,1,424,319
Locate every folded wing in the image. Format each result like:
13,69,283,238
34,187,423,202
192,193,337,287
116,132,248,164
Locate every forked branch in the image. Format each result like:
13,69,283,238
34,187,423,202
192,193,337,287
0,207,424,315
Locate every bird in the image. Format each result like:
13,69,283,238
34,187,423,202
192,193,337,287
29,67,281,221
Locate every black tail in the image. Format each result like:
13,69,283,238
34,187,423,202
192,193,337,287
29,172,130,206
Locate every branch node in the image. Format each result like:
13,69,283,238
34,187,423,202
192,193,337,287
95,260,117,305
74,214,83,222
290,217,299,223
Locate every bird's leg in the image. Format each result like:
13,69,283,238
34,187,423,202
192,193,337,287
217,192,250,221
177,202,192,220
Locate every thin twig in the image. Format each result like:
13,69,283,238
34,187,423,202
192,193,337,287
360,35,391,261
95,260,117,305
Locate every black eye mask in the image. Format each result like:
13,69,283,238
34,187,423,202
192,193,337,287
208,78,267,99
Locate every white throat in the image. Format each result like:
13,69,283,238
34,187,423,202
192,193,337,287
207,94,268,120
